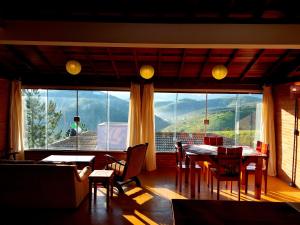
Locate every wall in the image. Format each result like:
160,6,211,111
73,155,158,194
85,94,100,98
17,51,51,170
0,79,10,156
273,83,300,187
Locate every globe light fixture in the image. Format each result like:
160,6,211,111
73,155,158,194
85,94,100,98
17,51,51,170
66,60,81,75
140,64,155,79
212,64,228,80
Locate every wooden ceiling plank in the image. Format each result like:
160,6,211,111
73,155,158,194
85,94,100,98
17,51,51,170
198,49,211,78
133,50,139,77
263,49,291,79
5,45,38,72
177,49,186,78
107,47,120,79
85,47,97,74
225,48,239,67
33,46,57,74
269,56,300,84
157,51,161,78
239,49,264,81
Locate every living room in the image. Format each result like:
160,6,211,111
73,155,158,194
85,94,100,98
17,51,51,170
1,1,300,225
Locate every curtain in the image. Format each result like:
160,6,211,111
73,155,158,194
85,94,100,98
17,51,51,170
127,83,142,147
262,85,277,176
141,83,156,171
9,80,24,159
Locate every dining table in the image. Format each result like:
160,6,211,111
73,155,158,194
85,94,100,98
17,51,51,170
183,144,267,199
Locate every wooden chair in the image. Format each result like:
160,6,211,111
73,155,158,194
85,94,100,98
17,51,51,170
210,146,243,201
244,141,269,195
175,141,202,193
104,143,148,194
203,136,223,187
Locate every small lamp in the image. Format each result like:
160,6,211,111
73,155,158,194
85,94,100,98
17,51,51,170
66,60,81,75
212,65,228,80
140,65,155,79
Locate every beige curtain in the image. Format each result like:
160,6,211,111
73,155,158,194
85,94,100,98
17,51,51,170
9,80,24,159
141,83,156,171
127,83,142,147
262,85,277,176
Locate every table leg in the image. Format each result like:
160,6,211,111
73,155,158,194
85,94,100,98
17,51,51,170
185,156,190,184
106,178,110,210
94,181,97,200
89,179,92,209
254,157,263,200
190,160,196,198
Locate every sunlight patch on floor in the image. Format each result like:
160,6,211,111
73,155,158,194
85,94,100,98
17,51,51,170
123,210,159,225
134,210,158,225
123,215,146,225
125,187,143,196
144,186,187,200
133,192,154,205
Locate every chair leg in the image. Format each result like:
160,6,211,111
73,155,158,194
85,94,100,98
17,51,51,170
238,180,240,201
244,171,248,194
211,173,214,194
198,171,201,193
178,169,182,192
175,169,178,187
264,171,268,195
217,180,220,200
133,176,141,187
115,182,124,195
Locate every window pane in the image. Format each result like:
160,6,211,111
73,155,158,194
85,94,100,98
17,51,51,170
154,93,177,152
23,89,47,149
236,94,262,148
47,90,77,150
207,94,236,145
107,91,130,151
176,93,206,144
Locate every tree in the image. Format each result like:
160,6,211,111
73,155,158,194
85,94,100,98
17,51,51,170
24,90,62,148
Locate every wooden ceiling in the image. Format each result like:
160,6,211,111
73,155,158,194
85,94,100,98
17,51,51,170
1,0,300,90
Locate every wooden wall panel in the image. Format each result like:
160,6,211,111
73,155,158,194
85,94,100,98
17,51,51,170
0,79,10,156
273,83,300,187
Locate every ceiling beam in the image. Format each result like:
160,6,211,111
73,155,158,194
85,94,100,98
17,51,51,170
107,48,120,79
198,49,211,78
239,49,264,81
2,21,300,48
5,45,38,72
268,56,300,84
177,49,186,78
32,46,57,74
263,49,291,83
20,73,262,92
133,50,139,77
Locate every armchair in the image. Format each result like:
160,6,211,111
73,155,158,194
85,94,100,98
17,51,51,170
104,143,148,194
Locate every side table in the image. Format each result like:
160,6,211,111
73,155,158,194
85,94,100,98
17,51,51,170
88,170,114,210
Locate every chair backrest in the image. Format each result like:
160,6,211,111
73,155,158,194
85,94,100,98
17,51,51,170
257,141,270,170
123,143,148,180
175,141,185,167
216,146,243,178
204,136,223,146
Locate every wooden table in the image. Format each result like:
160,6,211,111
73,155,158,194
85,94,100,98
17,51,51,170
88,170,114,210
172,199,300,225
184,144,267,199
42,155,96,170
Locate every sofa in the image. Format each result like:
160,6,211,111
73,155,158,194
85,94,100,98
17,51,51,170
0,160,92,208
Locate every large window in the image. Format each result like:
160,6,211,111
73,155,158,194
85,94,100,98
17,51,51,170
23,89,130,151
154,92,262,152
